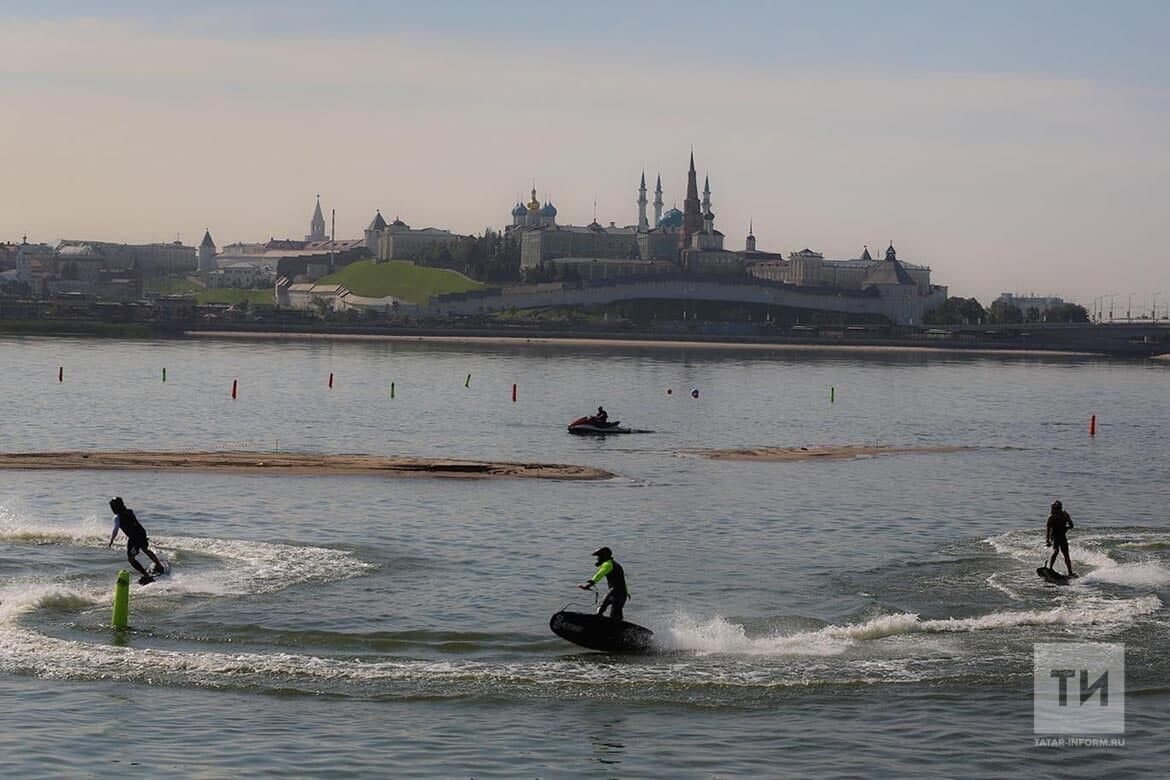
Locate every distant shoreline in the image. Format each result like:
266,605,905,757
182,329,1096,357
2,319,1165,357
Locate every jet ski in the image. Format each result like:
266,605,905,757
567,416,632,435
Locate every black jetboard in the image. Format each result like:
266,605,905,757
139,561,171,586
1036,566,1076,585
549,610,654,652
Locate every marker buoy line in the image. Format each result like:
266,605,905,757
231,379,238,400
328,372,334,389
512,383,517,403
162,367,167,383
390,382,395,400
58,366,63,383
465,373,472,388
1090,414,1097,436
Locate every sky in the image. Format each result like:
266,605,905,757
3,0,1169,308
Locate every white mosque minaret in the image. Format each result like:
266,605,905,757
637,172,649,232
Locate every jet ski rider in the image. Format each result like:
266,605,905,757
579,546,628,620
592,406,608,425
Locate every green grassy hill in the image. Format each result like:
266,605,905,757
145,278,202,296
194,288,273,306
145,278,272,306
320,260,487,304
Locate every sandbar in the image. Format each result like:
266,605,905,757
0,451,612,480
692,444,972,461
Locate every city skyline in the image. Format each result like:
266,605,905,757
3,1,1168,306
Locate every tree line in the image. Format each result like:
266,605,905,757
924,297,1090,325
410,230,521,283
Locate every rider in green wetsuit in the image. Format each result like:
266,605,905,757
579,546,628,620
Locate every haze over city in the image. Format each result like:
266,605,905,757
4,0,1168,306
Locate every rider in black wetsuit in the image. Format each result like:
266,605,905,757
593,406,608,425
579,546,628,620
107,497,166,583
1045,500,1075,576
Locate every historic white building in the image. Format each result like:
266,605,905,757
507,188,560,231
511,153,734,273
53,239,195,277
307,195,328,242
500,150,948,321
197,230,217,278
747,244,933,295
363,211,467,262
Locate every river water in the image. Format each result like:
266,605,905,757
1,335,1167,778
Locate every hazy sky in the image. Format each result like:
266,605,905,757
4,1,1169,307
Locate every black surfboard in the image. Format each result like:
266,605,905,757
549,610,655,653
1036,566,1076,585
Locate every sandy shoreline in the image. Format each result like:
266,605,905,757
0,451,612,480
692,444,974,461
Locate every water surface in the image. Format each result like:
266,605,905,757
1,336,1167,777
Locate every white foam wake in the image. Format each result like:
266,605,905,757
983,529,1170,588
1080,563,1170,587
0,582,105,623
156,535,373,596
659,595,1163,657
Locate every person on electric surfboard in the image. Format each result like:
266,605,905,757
578,546,628,620
107,497,166,584
1044,500,1075,577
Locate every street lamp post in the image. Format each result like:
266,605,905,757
1128,293,1134,323
1153,292,1160,322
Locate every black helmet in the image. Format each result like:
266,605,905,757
597,406,605,413
592,546,612,560
109,496,125,511
1052,500,1062,511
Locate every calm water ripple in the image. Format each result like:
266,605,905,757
1,336,1167,777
